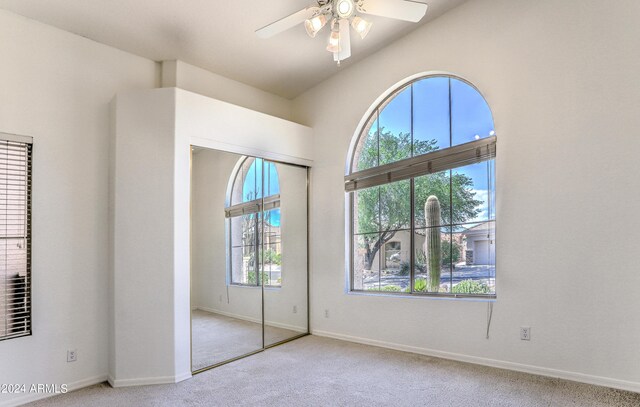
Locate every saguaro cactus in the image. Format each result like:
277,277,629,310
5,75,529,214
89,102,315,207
424,196,442,292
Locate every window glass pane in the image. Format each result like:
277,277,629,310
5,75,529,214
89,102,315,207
264,161,280,197
451,160,494,225
451,78,494,146
379,86,412,165
353,233,380,291
244,242,260,286
413,77,451,152
380,236,410,293
263,209,282,287
263,243,282,287
488,159,496,221
231,158,248,205
414,171,451,228
231,213,259,285
452,222,495,294
231,157,264,205
243,158,263,202
414,228,452,293
230,245,258,285
353,111,378,172
379,179,410,232
353,186,379,235
241,214,258,247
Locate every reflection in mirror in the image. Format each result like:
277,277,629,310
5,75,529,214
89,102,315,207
191,148,263,372
263,160,308,347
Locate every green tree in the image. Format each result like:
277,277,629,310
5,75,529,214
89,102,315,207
356,128,480,270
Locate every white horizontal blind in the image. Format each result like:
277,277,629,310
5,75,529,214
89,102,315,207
345,136,496,192
0,135,32,341
224,195,281,218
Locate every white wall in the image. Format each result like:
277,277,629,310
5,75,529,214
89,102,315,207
110,89,182,387
0,9,157,406
161,60,293,121
293,0,640,391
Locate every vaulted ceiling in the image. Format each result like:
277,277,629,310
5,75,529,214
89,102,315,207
0,0,467,98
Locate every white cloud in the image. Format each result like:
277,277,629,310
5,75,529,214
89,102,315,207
469,189,491,222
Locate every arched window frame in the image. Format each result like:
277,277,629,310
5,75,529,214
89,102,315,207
345,73,497,298
225,157,281,287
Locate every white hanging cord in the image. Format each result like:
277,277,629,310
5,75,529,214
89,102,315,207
486,302,494,339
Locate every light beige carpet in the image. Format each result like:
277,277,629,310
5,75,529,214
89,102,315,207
27,336,640,406
191,309,302,371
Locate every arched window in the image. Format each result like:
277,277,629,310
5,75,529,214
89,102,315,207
346,75,496,297
226,157,281,287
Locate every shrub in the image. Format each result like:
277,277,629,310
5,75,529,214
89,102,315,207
382,285,402,292
414,278,427,292
249,248,281,266
399,261,410,276
247,271,269,285
263,248,281,265
452,279,490,294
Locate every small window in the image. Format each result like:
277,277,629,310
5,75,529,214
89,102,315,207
346,75,496,297
384,242,402,270
1,134,32,340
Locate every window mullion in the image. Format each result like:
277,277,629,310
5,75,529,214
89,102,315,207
410,84,414,157
410,178,415,293
376,109,380,168
377,186,381,291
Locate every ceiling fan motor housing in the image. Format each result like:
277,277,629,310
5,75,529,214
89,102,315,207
335,0,355,18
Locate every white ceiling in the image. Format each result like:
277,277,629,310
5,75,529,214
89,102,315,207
0,0,466,98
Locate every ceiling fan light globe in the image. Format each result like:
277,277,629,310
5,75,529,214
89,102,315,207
305,14,328,37
351,16,372,39
326,30,341,53
336,0,355,18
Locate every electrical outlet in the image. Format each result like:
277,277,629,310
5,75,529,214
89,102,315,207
67,349,77,362
293,305,298,314
324,309,330,318
520,327,531,341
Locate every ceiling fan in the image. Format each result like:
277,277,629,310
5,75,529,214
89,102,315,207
256,0,428,64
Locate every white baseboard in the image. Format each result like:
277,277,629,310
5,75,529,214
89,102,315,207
311,330,640,394
174,371,192,383
107,372,191,388
0,375,107,407
195,307,307,333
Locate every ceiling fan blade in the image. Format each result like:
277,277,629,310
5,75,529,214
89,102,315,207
358,0,428,23
256,6,320,39
334,18,351,62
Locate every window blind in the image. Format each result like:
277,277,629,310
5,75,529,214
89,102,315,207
1,133,32,341
344,136,496,192
224,194,280,218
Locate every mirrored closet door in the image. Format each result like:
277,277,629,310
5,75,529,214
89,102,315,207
190,147,308,373
262,160,308,347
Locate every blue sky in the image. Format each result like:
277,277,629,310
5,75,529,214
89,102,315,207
379,77,494,150
243,158,281,226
